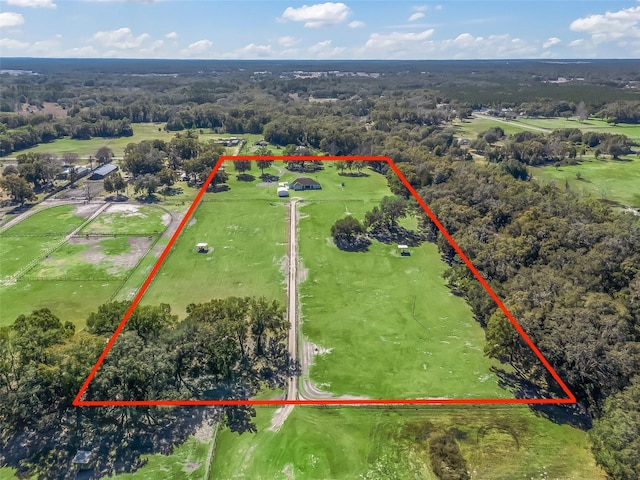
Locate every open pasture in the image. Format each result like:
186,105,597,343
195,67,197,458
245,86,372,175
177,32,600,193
533,157,640,207
297,193,507,400
211,406,604,479
0,203,165,327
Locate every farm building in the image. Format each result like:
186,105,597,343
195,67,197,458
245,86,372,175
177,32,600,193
89,163,118,180
277,186,289,197
291,177,321,191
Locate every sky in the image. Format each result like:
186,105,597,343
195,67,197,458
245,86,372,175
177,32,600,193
0,0,639,59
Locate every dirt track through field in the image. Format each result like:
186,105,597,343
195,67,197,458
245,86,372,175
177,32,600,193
269,199,299,431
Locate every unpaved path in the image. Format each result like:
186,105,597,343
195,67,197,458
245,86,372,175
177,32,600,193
269,199,299,431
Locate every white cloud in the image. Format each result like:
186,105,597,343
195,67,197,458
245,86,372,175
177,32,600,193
308,39,345,58
446,33,539,58
408,12,424,22
570,5,640,43
364,29,434,50
85,0,159,3
0,12,24,27
139,39,164,56
64,45,99,57
568,39,585,47
237,43,273,57
348,20,364,28
0,37,29,49
91,27,150,49
279,2,350,28
181,39,213,56
543,37,561,48
165,31,178,39
412,5,428,12
434,5,442,11
278,35,298,47
6,0,56,7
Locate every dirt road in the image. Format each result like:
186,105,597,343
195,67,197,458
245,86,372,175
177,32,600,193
269,199,299,431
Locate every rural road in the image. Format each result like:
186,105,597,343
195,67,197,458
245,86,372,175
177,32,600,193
269,199,299,431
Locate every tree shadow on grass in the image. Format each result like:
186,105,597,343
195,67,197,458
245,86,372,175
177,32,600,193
236,173,256,182
334,236,371,252
492,367,592,429
369,226,426,247
260,173,279,182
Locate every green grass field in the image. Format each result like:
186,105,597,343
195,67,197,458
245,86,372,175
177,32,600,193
210,406,604,480
140,173,289,316
533,157,640,207
0,204,165,327
296,174,507,399
3,123,173,158
455,116,640,142
110,435,211,480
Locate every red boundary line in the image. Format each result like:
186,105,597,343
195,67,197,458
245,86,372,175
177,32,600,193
74,156,576,407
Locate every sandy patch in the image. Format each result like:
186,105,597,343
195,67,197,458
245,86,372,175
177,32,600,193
73,203,104,219
68,236,154,274
105,204,144,216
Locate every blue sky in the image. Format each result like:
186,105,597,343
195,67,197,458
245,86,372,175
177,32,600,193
1,1,639,59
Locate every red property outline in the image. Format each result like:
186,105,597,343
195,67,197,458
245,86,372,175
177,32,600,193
74,156,576,407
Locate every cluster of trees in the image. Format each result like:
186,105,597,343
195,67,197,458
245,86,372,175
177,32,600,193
117,132,227,198
0,296,293,479
469,128,634,167
410,157,639,478
331,195,414,251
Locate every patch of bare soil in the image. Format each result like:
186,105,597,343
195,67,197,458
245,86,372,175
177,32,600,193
73,203,104,219
183,462,201,473
192,419,214,443
72,236,153,274
282,464,295,480
297,259,308,284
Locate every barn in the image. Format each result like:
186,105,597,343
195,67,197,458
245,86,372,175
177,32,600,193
290,177,321,191
89,163,118,180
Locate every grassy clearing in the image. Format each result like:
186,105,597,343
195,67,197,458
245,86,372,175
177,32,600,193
515,117,640,141
211,406,604,480
297,174,506,399
3,124,173,158
453,117,530,138
1,205,86,236
110,436,211,480
533,157,640,207
0,280,121,327
455,116,640,142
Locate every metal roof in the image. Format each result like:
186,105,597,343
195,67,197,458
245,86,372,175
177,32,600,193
92,163,118,177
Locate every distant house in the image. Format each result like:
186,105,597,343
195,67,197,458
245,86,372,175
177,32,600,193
290,177,321,191
89,163,118,180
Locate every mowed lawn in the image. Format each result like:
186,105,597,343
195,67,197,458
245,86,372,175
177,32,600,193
299,198,507,399
533,156,640,207
210,406,604,480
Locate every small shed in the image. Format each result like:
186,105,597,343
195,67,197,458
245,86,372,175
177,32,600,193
277,186,289,197
196,242,209,253
398,244,410,256
89,163,118,180
291,177,321,191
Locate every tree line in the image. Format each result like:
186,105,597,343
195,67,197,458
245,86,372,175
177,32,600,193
0,296,294,479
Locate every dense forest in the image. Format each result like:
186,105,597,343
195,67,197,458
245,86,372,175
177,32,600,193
1,59,639,479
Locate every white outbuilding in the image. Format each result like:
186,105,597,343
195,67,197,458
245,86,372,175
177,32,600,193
277,187,289,197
